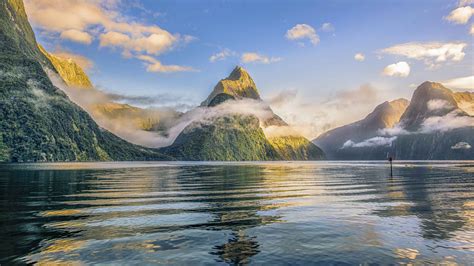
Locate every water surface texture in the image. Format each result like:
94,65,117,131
0,161,473,264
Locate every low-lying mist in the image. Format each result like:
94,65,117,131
46,69,302,148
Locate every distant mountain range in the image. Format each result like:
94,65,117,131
1,0,472,162
314,82,474,160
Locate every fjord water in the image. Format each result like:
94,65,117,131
0,162,473,264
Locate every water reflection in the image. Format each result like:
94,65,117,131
0,162,473,264
371,166,472,240
212,231,260,265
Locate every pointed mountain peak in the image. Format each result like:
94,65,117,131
201,66,261,106
228,66,249,80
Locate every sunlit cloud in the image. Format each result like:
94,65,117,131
286,24,319,46
354,53,365,62
380,41,467,69
24,0,194,71
441,75,474,90
382,61,410,77
267,84,398,139
241,52,281,64
444,6,474,24
60,29,93,44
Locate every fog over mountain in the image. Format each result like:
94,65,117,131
314,82,474,160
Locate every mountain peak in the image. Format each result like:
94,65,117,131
361,98,409,129
228,66,249,80
400,81,461,129
201,66,261,106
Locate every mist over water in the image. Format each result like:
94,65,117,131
0,162,473,264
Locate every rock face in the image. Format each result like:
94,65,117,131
201,66,261,106
453,91,474,115
162,66,325,161
314,99,409,159
0,0,169,162
314,82,474,160
38,45,93,89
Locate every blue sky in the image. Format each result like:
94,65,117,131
25,0,473,137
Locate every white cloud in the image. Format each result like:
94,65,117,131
209,49,236,62
268,84,398,139
136,55,196,73
470,23,474,35
60,29,93,44
451,141,472,149
321,22,335,32
427,99,454,111
420,110,474,133
285,24,319,45
341,136,397,149
383,61,410,77
241,52,281,64
445,6,474,24
441,75,474,90
354,53,365,61
378,124,411,136
380,42,467,69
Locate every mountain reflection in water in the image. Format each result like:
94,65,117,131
0,161,473,264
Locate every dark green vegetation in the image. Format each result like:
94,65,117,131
162,66,325,161
314,82,474,160
162,115,279,160
0,0,169,162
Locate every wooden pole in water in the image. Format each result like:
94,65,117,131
388,157,393,177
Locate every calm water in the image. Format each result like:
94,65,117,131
0,161,473,265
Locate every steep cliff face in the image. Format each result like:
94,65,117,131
162,66,325,161
453,91,474,115
38,45,93,89
0,0,169,162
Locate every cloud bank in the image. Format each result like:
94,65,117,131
24,0,195,73
341,136,397,149
441,75,474,90
380,42,467,69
